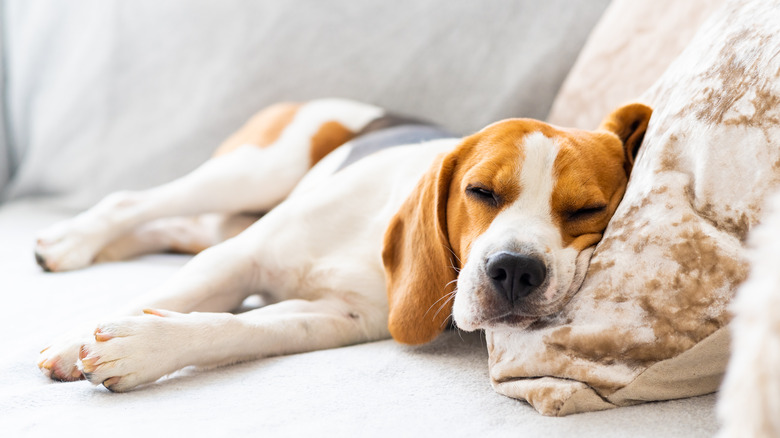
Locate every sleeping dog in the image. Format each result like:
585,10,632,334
35,98,651,391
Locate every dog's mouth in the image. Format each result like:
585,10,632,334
454,305,544,331
453,283,555,331
454,246,596,332
484,312,538,329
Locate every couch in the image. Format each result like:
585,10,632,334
0,1,724,435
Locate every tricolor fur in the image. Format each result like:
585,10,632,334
35,98,651,391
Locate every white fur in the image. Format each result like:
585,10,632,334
34,99,384,272
36,100,586,391
36,98,459,388
717,191,780,438
454,133,584,331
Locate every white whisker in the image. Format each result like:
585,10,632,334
443,243,462,267
433,289,457,321
423,285,456,318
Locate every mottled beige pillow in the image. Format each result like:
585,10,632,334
546,0,726,129
488,0,780,416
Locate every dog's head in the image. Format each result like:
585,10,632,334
382,103,652,344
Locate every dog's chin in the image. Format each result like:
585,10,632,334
454,302,544,331
454,311,539,332
482,313,538,331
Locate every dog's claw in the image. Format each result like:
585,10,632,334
94,328,113,342
80,357,99,374
34,250,51,272
79,345,100,373
103,376,121,391
38,357,54,370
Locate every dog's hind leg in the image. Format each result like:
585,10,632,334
34,99,383,271
34,144,287,272
94,213,259,262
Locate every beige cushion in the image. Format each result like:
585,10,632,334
488,0,780,416
546,0,726,129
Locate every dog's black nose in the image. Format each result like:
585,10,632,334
486,251,546,302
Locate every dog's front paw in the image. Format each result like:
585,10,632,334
38,334,90,382
78,310,186,392
34,218,109,272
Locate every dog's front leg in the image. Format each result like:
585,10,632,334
38,232,261,382
77,297,380,392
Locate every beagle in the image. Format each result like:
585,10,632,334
35,98,651,391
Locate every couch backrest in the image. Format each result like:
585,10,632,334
0,22,8,196
0,0,609,209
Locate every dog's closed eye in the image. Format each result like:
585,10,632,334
567,204,607,221
466,184,500,207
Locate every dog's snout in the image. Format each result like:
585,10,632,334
486,251,546,302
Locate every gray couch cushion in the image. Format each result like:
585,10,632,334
1,0,609,208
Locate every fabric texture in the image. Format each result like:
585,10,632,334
488,0,780,416
0,199,720,436
1,0,609,209
546,0,727,130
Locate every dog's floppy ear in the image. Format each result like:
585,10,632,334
598,103,653,176
382,153,458,345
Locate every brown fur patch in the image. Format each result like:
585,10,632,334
445,132,525,260
213,102,300,156
383,154,458,345
310,121,355,166
550,104,652,249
